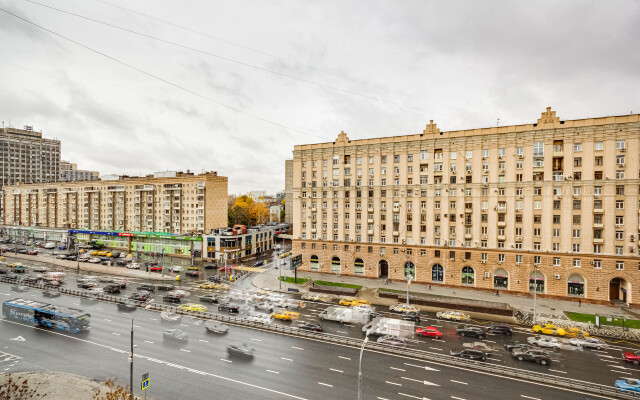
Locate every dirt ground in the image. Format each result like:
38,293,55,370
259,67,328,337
0,371,148,399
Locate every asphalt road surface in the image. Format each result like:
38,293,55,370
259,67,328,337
0,281,625,400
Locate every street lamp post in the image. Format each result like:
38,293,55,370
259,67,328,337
358,329,371,400
532,266,540,325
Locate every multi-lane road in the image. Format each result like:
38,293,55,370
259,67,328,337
1,252,639,398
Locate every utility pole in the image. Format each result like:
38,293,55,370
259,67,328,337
129,319,134,400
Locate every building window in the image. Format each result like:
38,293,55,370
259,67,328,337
616,261,624,270
553,258,561,266
461,266,474,285
593,260,601,269
431,264,444,282
594,141,603,151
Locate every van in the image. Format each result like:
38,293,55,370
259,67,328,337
43,242,56,249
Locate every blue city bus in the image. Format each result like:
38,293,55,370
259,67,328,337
2,298,90,333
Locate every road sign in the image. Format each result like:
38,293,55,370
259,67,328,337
142,373,149,381
141,377,150,391
291,254,302,270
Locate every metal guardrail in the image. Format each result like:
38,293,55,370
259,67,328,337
0,276,637,399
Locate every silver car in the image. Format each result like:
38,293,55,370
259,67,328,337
377,335,407,347
569,337,606,350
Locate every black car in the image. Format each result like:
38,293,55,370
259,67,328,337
157,284,176,291
200,294,219,303
401,311,421,322
512,348,552,365
104,284,121,294
65,255,77,261
130,292,151,302
163,294,181,303
115,260,127,266
204,264,217,270
456,326,486,339
0,268,7,274
42,290,60,298
17,249,28,254
487,324,513,336
504,341,530,351
24,276,41,284
137,284,155,292
208,276,222,283
227,343,254,359
298,322,323,332
117,302,137,312
218,303,240,313
163,329,188,343
78,282,97,289
450,348,487,361
186,270,199,277
5,274,18,281
253,260,264,267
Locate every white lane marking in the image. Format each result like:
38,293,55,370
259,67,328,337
521,396,541,400
377,397,391,400
291,346,304,350
180,349,191,353
344,324,355,327
610,365,627,369
266,369,280,374
450,379,468,385
104,319,112,322
386,381,402,386
144,340,154,344
402,376,440,386
329,368,343,373
318,382,333,387
487,357,501,361
96,307,103,310
251,338,262,342
220,359,232,363
338,356,351,360
149,318,158,321
112,332,121,336
390,367,406,371
199,339,209,343
133,325,141,328
398,393,422,399
483,340,496,343
404,362,440,372
180,324,189,327
451,396,467,400
548,369,567,374
606,360,620,364
281,357,293,361
429,347,444,351
617,370,633,375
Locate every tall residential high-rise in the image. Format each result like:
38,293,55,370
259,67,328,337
290,108,640,305
0,125,60,186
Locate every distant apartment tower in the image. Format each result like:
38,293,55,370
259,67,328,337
0,125,60,186
0,171,228,234
60,161,99,182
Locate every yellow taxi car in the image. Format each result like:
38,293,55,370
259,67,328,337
90,251,99,256
532,324,567,336
270,310,300,321
215,283,231,291
338,298,370,306
8,262,23,268
435,310,470,321
200,283,217,289
98,251,107,256
188,266,199,270
106,252,113,258
178,303,208,312
564,327,590,338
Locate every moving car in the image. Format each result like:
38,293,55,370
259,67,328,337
504,341,530,351
199,294,219,303
486,324,513,336
185,270,199,277
462,341,495,353
78,282,97,289
137,284,155,292
163,329,189,343
160,312,181,323
170,266,183,272
532,324,567,336
564,327,590,338
218,303,240,313
162,294,181,303
569,337,606,350
512,348,552,365
623,350,640,365
11,285,29,292
117,302,137,312
270,310,300,321
389,304,420,313
203,264,217,269
42,290,60,298
436,310,470,321
527,336,562,349
150,266,163,272
456,326,486,339
301,293,332,302
450,348,487,361
615,378,640,393
26,250,39,255
200,282,218,289
253,302,274,313
187,266,199,270
178,303,208,312
130,292,151,302
204,321,229,334
416,326,442,339
377,335,407,347
227,343,254,359
298,322,323,332
338,298,370,306
103,284,121,294
127,263,140,269
401,311,421,322
157,284,176,291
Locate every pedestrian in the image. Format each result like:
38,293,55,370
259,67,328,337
384,277,388,285
428,284,432,290
496,289,500,297
578,299,582,307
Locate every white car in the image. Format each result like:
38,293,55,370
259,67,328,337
170,266,183,272
389,304,420,313
436,310,470,321
569,337,606,350
527,336,562,349
462,341,495,353
127,263,140,269
87,287,104,293
32,266,49,273
88,258,101,263
353,304,374,313
43,243,56,249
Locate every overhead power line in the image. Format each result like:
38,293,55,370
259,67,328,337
0,6,327,140
25,0,464,118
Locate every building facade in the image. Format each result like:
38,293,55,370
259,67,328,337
0,171,228,235
203,225,276,263
0,125,60,186
60,161,99,182
291,108,640,305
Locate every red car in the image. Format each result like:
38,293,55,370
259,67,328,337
150,266,163,272
416,326,443,339
220,265,232,272
623,351,640,365
26,250,39,255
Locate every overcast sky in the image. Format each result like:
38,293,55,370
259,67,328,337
1,0,638,194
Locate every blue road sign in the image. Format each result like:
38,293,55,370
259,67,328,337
141,379,150,390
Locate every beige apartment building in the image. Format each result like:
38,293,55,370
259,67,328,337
0,171,228,235
291,108,640,305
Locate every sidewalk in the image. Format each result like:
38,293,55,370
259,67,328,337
252,270,633,321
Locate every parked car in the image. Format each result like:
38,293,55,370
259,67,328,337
170,266,183,272
163,329,188,343
203,264,217,270
456,326,486,339
26,250,39,255
377,335,407,347
227,343,254,359
450,348,487,361
512,348,552,365
88,258,101,264
437,310,470,321
486,324,513,336
569,337,606,350
416,326,442,339
527,336,562,349
204,321,229,334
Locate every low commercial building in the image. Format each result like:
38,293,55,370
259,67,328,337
0,171,227,235
203,225,276,264
60,161,99,182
